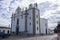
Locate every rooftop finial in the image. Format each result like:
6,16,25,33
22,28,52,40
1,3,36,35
29,4,32,8
34,3,38,7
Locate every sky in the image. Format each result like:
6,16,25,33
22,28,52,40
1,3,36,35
0,0,60,29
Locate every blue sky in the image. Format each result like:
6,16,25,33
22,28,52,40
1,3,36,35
0,0,60,29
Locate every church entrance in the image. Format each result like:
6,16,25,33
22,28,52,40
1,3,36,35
16,18,19,35
16,28,19,35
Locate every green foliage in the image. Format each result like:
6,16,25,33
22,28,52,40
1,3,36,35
54,28,57,33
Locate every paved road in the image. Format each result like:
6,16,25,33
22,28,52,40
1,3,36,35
57,33,60,40
1,34,57,40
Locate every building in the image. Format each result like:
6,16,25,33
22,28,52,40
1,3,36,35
40,18,48,35
47,29,54,34
11,3,48,35
57,22,60,33
0,26,11,34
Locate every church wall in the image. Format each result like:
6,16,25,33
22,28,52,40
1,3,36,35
40,18,48,34
19,15,25,32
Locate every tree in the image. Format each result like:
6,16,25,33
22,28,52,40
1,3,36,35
54,28,57,33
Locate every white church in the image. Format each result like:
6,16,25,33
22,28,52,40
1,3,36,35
11,3,48,36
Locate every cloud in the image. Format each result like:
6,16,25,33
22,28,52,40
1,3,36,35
39,1,59,16
48,21,57,30
0,0,60,28
0,17,10,27
38,1,60,29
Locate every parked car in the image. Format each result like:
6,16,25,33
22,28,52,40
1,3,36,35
0,32,10,38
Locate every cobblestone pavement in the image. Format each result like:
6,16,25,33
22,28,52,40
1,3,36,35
1,34,57,40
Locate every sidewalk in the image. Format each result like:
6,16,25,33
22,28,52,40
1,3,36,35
1,34,57,40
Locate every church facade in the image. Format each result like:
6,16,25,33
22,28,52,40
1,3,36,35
11,3,47,36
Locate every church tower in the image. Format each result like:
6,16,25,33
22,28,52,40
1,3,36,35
27,3,40,35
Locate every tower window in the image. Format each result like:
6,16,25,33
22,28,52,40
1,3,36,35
30,17,31,19
37,21,38,24
37,27,38,30
29,22,31,25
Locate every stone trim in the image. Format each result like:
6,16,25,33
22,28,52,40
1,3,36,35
33,8,36,35
38,9,40,34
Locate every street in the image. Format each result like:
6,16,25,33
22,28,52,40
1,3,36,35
1,34,57,40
